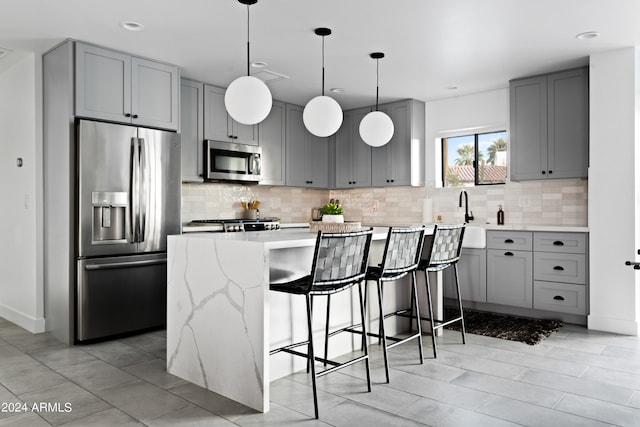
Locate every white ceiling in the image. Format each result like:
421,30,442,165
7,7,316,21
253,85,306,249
1,0,639,110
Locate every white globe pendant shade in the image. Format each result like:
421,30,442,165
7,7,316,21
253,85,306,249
303,95,343,137
224,75,272,125
359,110,394,147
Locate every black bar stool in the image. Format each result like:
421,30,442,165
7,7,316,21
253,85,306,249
417,223,466,358
361,226,426,383
269,229,373,419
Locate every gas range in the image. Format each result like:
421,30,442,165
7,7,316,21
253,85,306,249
188,218,281,233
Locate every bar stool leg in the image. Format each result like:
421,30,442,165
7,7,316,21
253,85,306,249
411,271,424,364
376,279,390,383
324,294,331,366
424,269,438,358
358,283,372,392
454,264,466,344
305,295,319,419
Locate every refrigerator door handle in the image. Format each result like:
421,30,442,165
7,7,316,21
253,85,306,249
83,258,166,271
139,137,147,241
130,137,141,243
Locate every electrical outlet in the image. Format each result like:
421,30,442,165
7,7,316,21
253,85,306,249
518,196,530,208
372,200,378,212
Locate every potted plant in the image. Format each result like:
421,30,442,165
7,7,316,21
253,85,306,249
321,202,344,223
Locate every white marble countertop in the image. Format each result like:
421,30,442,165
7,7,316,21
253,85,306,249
471,224,588,232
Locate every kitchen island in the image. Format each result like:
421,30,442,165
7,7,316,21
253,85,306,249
166,226,439,413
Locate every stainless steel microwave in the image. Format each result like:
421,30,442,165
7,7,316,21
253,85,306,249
204,140,262,183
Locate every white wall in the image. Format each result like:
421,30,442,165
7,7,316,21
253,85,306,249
588,48,640,335
0,52,44,332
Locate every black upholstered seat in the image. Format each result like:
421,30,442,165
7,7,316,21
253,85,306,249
269,228,373,419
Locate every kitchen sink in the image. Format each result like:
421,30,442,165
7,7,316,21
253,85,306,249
462,225,486,248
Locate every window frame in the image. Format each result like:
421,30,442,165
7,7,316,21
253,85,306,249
441,130,507,187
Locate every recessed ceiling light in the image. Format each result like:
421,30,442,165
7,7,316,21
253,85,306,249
330,88,344,93
251,61,268,68
576,31,599,40
120,21,145,32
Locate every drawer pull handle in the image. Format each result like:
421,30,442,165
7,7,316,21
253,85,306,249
504,239,514,244
553,266,565,271
553,295,565,301
553,241,565,246
504,252,514,256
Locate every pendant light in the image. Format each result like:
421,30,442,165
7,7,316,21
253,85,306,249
224,0,272,125
359,52,394,147
303,28,343,138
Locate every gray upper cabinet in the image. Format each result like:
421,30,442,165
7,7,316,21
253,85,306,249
371,99,425,187
180,79,204,182
285,104,329,188
510,67,588,181
75,42,179,130
334,107,372,188
203,85,258,145
259,101,286,186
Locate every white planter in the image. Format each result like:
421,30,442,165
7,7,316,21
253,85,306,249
322,214,344,223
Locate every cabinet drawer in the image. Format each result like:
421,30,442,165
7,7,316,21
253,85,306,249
533,281,586,315
534,232,586,254
487,231,532,251
534,252,586,284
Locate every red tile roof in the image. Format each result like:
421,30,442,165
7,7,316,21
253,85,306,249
447,165,506,184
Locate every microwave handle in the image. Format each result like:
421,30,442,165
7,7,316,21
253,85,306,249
250,154,261,175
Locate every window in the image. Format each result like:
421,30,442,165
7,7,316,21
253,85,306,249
442,131,507,187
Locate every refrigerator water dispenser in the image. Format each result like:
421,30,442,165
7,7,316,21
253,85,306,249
91,191,127,243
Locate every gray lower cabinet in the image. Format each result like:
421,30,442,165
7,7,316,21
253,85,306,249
75,42,179,130
510,67,588,181
334,107,372,188
444,248,487,302
285,104,329,188
259,101,286,186
370,99,425,187
532,232,588,315
486,231,533,308
203,85,258,145
180,79,204,182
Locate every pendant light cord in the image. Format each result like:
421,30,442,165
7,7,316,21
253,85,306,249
246,4,250,76
321,35,325,96
375,57,380,111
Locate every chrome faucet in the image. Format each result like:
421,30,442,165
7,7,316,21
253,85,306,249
459,190,474,223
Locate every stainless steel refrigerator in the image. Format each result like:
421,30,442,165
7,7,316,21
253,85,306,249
75,119,181,342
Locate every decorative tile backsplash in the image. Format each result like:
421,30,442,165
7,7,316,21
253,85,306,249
181,178,587,227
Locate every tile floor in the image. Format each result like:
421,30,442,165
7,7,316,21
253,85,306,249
0,316,639,426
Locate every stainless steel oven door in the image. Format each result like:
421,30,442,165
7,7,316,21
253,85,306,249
76,253,167,342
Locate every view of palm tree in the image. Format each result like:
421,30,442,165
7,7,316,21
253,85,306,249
443,131,507,186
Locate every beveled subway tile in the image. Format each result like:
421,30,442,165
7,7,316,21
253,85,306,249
554,393,640,426
477,395,609,427
517,368,634,405
451,371,564,408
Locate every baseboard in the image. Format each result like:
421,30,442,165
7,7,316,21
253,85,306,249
588,314,639,336
0,303,45,333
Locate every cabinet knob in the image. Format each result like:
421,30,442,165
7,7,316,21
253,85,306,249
548,170,553,174
132,114,138,119
125,113,131,118
541,171,546,175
